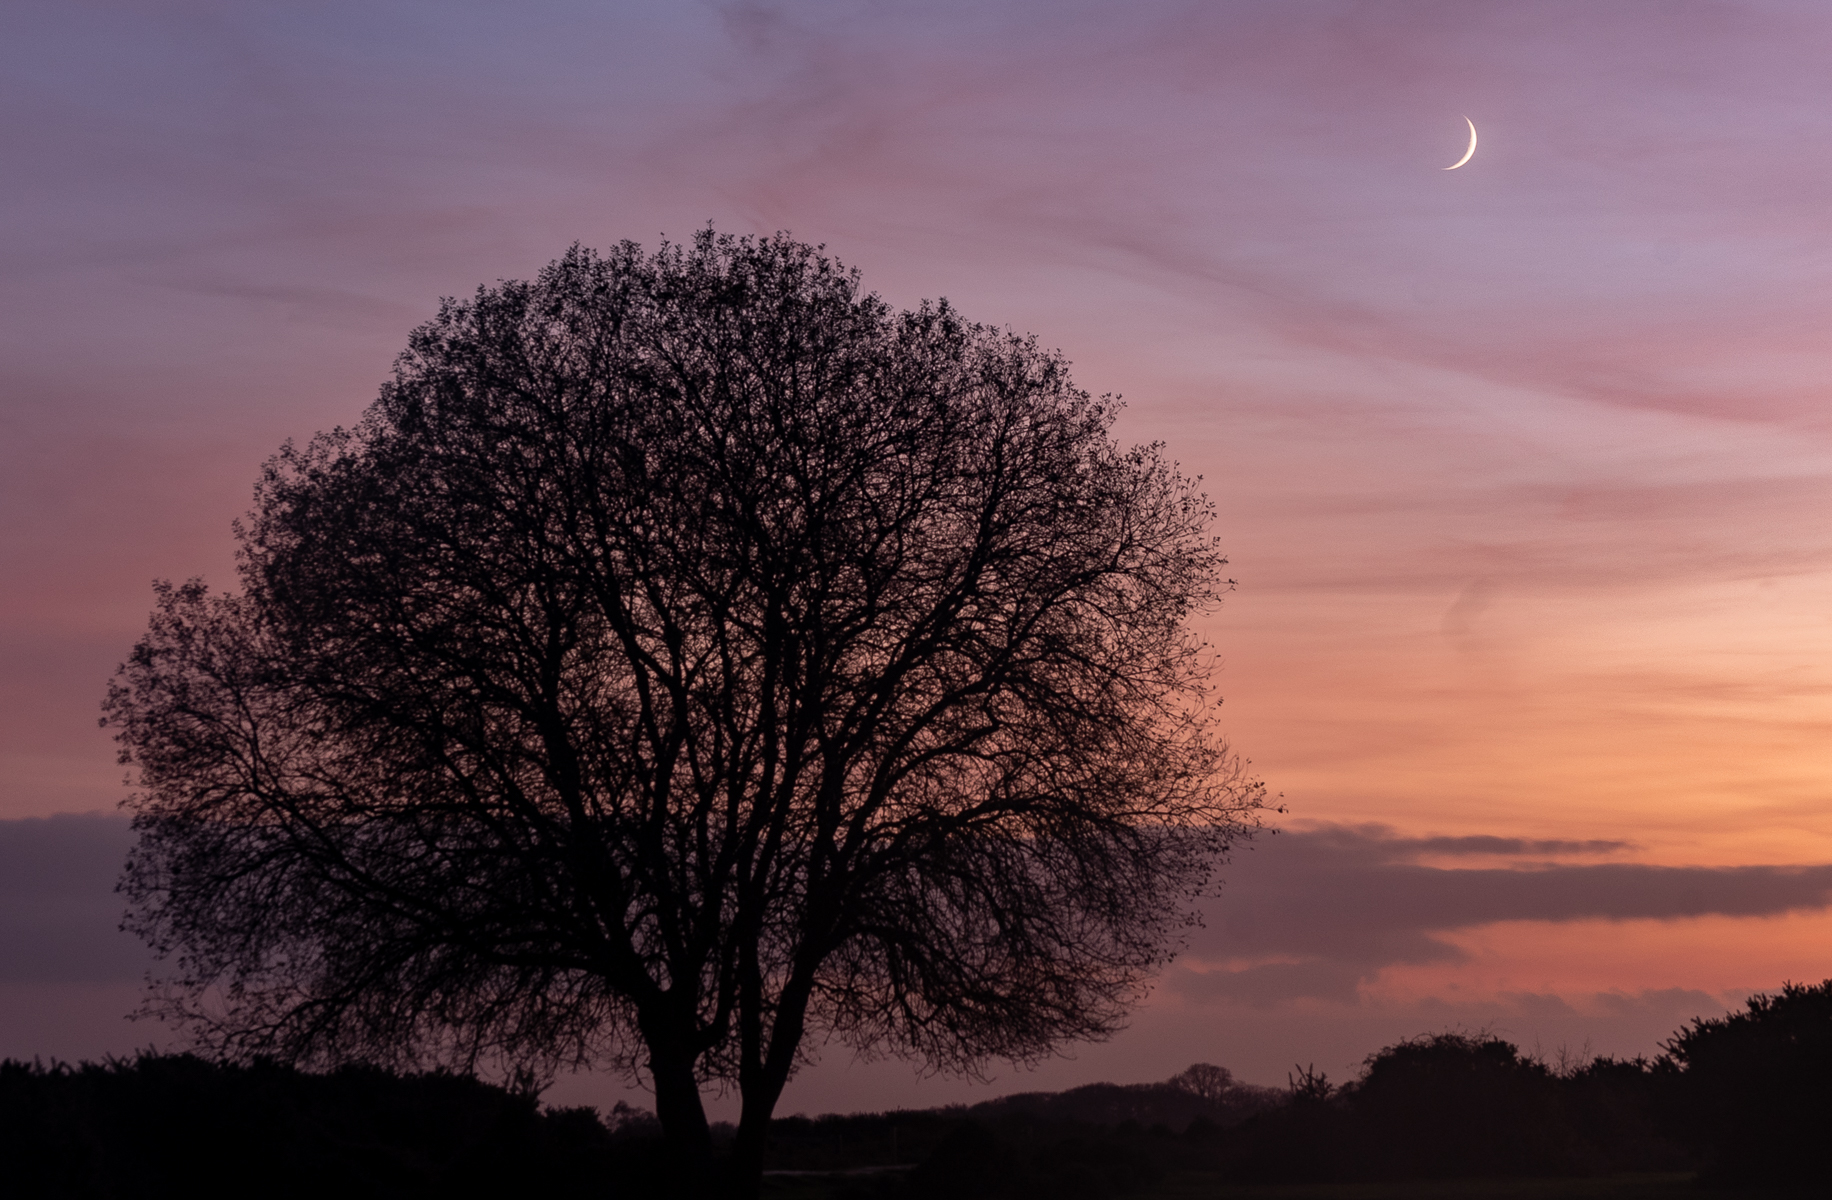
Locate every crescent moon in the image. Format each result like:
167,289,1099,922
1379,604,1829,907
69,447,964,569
1444,116,1477,170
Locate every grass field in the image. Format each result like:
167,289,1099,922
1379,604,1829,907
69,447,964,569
760,1171,1815,1200
1155,1174,1704,1199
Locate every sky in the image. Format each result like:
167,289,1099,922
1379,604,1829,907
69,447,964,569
3,0,1831,1117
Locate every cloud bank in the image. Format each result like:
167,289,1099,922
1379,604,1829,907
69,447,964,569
8,813,1825,1005
1175,824,1832,1005
0,813,149,984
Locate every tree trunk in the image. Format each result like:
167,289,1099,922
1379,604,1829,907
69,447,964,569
719,1073,791,1200
719,978,813,1199
648,1042,715,1192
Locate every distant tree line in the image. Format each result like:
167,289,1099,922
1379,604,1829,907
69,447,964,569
5,980,1828,1198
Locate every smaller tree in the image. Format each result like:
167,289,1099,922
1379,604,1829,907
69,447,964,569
1167,1062,1236,1104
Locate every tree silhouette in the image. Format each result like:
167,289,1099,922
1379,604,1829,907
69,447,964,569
1347,1033,1586,1179
104,231,1264,1196
1663,978,1832,1185
1167,1062,1237,1105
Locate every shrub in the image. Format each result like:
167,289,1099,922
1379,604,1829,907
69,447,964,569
0,1054,630,1199
1663,979,1832,1187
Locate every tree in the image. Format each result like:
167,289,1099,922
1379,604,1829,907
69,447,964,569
1167,1062,1237,1105
104,231,1265,1196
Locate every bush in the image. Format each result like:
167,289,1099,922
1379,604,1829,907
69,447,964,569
1558,1055,1687,1173
1347,1033,1593,1179
1207,1036,1659,1184
0,1053,632,1199
1663,978,1832,1187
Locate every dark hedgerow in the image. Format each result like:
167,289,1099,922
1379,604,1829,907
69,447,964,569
1664,979,1832,1187
1203,1034,1690,1185
1347,1033,1593,1179
0,1053,637,1200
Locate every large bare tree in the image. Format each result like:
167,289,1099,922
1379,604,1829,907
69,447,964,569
105,232,1266,1196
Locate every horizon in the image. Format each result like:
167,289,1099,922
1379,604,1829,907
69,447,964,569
3,0,1830,1122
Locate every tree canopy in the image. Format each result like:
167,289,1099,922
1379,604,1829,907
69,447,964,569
105,230,1265,1195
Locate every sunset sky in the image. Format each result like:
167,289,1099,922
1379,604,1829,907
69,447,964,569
4,0,1831,1117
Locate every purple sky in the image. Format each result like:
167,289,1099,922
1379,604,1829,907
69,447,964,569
4,1,1832,1116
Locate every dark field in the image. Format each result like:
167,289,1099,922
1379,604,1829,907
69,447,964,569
759,1171,1822,1200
